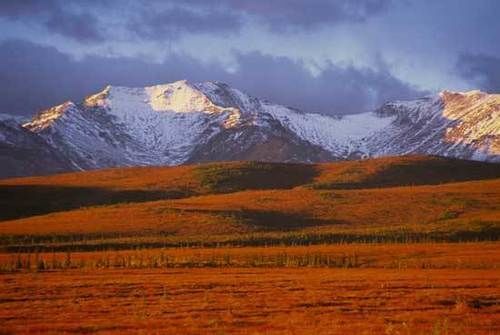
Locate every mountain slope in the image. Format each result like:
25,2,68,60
368,90,500,160
23,81,339,170
0,119,73,178
1,81,499,178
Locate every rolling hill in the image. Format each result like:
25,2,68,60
0,155,499,251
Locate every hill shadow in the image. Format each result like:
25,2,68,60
178,208,339,231
0,185,191,221
0,162,319,222
196,161,318,193
312,156,500,190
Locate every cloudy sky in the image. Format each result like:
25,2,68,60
1,0,499,116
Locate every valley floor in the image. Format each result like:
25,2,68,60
0,243,499,334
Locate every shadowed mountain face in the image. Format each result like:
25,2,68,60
1,81,499,178
187,120,335,164
0,120,73,178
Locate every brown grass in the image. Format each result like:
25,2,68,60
0,266,498,334
1,243,498,271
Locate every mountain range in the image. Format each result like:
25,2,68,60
0,80,499,178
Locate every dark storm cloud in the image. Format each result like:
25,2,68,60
0,0,104,43
456,53,500,92
0,0,58,18
231,52,424,114
113,0,391,41
45,9,104,43
0,40,423,117
0,40,208,115
0,0,392,43
129,6,242,39
122,0,394,38
198,0,393,29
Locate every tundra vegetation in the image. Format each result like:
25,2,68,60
0,156,499,334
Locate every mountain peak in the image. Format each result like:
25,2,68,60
83,80,240,115
4,81,497,179
439,89,499,117
145,80,216,113
84,85,111,108
439,89,487,98
24,101,77,132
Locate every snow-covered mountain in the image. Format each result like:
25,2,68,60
1,80,499,177
0,118,73,178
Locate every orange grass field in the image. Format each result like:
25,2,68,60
0,243,499,334
0,266,499,334
0,156,499,334
0,242,500,334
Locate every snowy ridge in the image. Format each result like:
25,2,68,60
264,103,394,156
368,90,500,161
24,101,77,132
10,80,499,176
24,81,247,168
440,90,500,145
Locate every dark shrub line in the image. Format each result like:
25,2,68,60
2,229,498,253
